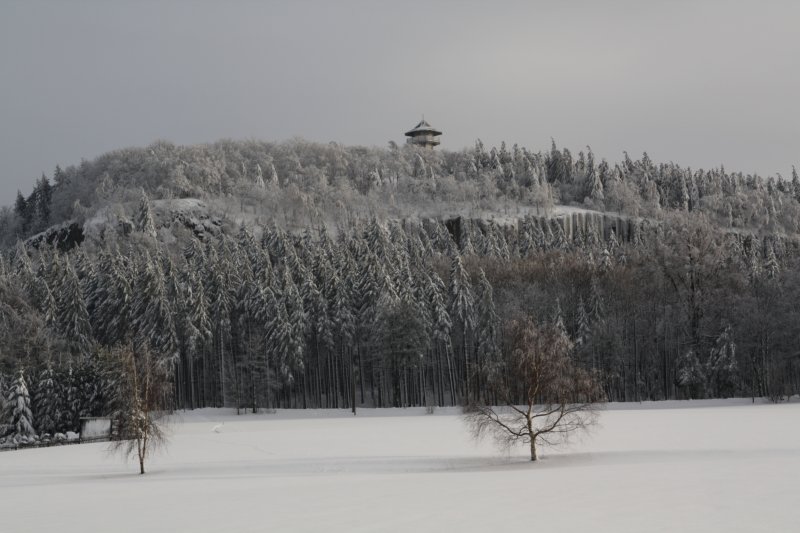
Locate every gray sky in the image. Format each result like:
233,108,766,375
1,0,798,206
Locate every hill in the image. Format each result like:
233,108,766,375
0,138,799,436
3,138,800,249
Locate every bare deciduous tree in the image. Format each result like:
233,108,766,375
464,317,605,461
110,343,171,474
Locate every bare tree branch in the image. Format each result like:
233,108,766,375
464,316,606,461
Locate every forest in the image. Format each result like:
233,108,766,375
1,137,799,440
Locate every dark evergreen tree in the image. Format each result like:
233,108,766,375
56,257,93,355
131,252,177,361
449,254,475,403
474,268,500,374
33,363,59,436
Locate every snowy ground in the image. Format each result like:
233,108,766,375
1,400,798,532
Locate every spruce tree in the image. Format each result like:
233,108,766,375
329,270,354,347
608,229,620,250
56,257,93,355
184,269,212,360
430,273,452,347
6,369,36,438
60,365,80,433
254,163,265,189
263,268,307,389
449,254,475,403
575,296,591,348
459,223,476,256
14,190,28,219
678,172,690,211
90,249,133,345
475,268,500,371
677,349,705,399
706,324,738,398
765,245,780,280
267,299,305,385
449,255,475,330
268,162,279,186
551,221,568,250
552,298,566,335
135,189,157,237
131,252,178,361
34,363,60,436
599,246,613,274
589,277,605,324
374,296,428,407
587,166,604,201
301,269,334,353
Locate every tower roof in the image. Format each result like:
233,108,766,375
405,118,442,137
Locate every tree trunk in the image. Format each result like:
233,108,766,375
529,437,538,461
137,436,146,474
351,351,357,416
463,327,470,404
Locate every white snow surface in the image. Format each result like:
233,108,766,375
1,399,798,532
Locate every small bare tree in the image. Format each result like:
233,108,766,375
110,343,171,474
465,317,605,461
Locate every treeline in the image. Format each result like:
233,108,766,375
2,192,800,438
2,138,800,247
1,361,113,442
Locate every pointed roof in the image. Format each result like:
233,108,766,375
405,118,442,137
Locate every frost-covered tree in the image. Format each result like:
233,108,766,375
575,296,591,348
5,369,36,438
474,269,500,378
459,223,476,256
374,296,428,407
60,364,80,433
135,189,157,237
132,252,178,361
678,172,690,211
90,250,132,346
706,324,738,398
301,268,334,355
589,277,604,324
587,165,604,202
266,299,304,385
449,255,475,330
765,245,780,280
268,161,279,186
254,163,265,189
599,247,613,273
449,254,475,402
75,357,108,419
56,257,93,355
676,349,705,399
429,272,455,404
33,363,59,436
552,298,566,335
181,269,212,407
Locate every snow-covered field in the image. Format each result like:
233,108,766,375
1,400,798,532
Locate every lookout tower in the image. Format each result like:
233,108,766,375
405,117,441,149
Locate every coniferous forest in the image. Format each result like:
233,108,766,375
1,138,799,440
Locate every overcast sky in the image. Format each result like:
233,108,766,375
1,0,798,205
